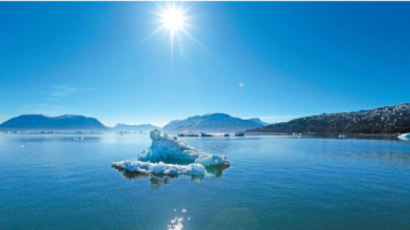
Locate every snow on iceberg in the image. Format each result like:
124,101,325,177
112,129,230,176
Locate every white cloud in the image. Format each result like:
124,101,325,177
238,82,245,88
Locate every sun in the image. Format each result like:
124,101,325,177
160,6,185,32
144,3,205,66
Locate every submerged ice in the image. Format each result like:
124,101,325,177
112,129,230,176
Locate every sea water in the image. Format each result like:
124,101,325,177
0,133,409,230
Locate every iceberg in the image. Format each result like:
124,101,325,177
137,129,230,166
112,129,230,176
398,133,410,141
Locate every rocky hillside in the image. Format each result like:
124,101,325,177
249,103,410,134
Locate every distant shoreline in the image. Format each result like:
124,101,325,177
246,131,403,140
1,129,406,141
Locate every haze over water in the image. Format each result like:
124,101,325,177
1,133,409,230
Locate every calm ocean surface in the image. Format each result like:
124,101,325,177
0,133,409,230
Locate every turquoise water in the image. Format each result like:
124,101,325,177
0,133,409,230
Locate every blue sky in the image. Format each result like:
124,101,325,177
1,2,409,126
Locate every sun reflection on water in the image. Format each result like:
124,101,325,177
167,209,190,230
168,217,184,230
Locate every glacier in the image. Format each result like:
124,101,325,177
112,129,230,176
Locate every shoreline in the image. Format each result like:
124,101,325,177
246,132,404,140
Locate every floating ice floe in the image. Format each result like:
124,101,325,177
398,133,410,141
112,129,230,176
112,160,206,175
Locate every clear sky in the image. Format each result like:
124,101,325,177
1,2,409,126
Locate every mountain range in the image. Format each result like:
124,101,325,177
0,113,266,132
248,103,410,134
2,103,408,134
162,113,266,132
0,114,106,130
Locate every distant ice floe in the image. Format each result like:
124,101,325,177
112,129,230,177
398,133,410,141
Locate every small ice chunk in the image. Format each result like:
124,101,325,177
398,133,410,141
194,154,229,167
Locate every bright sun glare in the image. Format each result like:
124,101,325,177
147,4,205,65
161,6,185,32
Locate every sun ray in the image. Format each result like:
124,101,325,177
180,27,209,54
139,24,167,45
